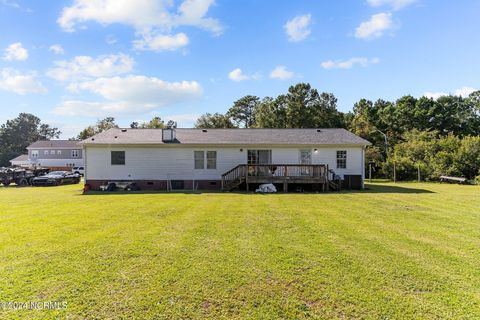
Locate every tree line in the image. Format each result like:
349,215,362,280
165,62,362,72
1,82,479,181
194,83,480,181
195,83,346,129
0,113,60,167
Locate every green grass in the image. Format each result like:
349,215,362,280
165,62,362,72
0,183,479,319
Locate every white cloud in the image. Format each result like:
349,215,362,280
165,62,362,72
228,68,248,82
106,34,117,45
47,53,134,81
53,75,203,116
454,87,477,97
355,12,393,39
53,101,152,117
269,66,295,80
57,0,222,52
424,87,478,100
1,0,32,12
3,42,28,61
49,44,65,55
228,68,261,82
69,76,202,102
423,91,446,100
175,0,223,35
284,14,312,42
1,0,19,9
0,68,47,95
164,113,201,125
367,0,417,10
321,57,380,69
133,32,189,52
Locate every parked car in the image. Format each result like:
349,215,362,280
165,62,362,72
72,166,85,176
31,171,81,186
0,167,49,187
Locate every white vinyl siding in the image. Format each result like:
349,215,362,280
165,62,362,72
85,146,364,181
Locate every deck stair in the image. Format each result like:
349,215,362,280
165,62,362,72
328,169,342,191
221,165,247,191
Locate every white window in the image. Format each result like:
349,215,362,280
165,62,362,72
71,150,80,158
336,151,347,169
44,150,48,155
207,151,217,169
31,150,38,158
194,151,204,169
111,151,125,165
57,150,62,155
50,150,55,155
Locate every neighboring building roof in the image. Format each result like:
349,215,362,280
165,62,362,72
10,154,29,162
27,140,81,149
82,128,371,146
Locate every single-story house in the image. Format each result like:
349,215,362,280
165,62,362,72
81,128,370,191
9,154,30,167
26,140,84,170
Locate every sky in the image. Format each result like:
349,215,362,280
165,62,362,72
0,0,479,138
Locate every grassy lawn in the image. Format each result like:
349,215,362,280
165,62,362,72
0,183,479,319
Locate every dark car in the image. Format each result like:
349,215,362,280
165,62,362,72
31,171,81,186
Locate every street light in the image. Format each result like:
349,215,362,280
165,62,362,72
373,129,388,155
372,129,395,182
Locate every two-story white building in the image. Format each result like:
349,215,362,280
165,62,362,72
25,140,84,170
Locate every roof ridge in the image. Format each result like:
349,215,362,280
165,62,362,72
114,127,345,130
82,127,370,146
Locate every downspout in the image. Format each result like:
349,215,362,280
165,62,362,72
83,145,87,184
361,146,365,189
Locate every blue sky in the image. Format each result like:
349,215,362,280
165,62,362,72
1,0,479,138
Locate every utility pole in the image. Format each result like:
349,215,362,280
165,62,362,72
393,161,396,183
373,129,390,181
369,163,372,183
374,129,388,158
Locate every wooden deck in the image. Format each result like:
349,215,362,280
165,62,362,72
221,164,340,192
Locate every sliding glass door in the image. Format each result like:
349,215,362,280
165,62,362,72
299,149,312,175
247,150,272,164
247,150,272,176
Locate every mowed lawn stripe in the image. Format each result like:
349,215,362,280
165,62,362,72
0,182,479,319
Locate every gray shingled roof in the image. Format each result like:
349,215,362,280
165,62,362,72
82,128,370,146
27,140,81,149
10,154,29,162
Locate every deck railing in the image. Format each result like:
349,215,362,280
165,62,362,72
221,164,247,190
221,164,329,190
